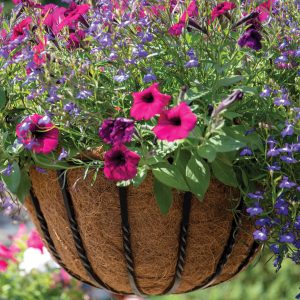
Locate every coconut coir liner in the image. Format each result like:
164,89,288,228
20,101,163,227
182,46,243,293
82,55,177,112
25,168,257,295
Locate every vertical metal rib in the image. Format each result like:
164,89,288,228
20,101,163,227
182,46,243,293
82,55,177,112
188,200,244,292
57,170,119,293
29,189,95,287
162,192,192,294
119,187,145,297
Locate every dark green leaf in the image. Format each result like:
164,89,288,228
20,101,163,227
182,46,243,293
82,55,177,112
0,88,7,110
152,163,189,191
211,158,238,187
197,144,216,162
216,75,245,88
208,135,246,152
2,162,21,194
153,179,173,215
15,170,31,203
174,149,191,174
186,156,210,199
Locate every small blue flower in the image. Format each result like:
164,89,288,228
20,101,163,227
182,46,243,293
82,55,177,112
281,123,294,138
246,202,263,216
260,85,272,97
279,232,295,243
280,155,297,164
279,176,297,188
253,227,268,241
240,147,253,156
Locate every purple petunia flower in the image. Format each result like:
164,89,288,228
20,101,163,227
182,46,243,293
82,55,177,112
279,176,297,188
253,227,268,241
238,29,262,51
279,232,295,243
99,118,135,145
240,147,253,156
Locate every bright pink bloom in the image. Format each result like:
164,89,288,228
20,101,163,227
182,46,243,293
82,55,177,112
16,114,59,154
130,83,171,120
10,17,32,41
104,144,140,181
57,2,90,32
0,260,8,272
256,0,273,22
67,30,86,49
153,102,197,142
211,2,236,22
0,244,17,262
33,37,47,65
43,6,67,35
27,230,44,254
168,0,198,36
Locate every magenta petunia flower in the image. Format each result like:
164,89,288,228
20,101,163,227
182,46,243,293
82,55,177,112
27,230,44,254
153,102,197,142
16,114,59,154
0,260,8,272
238,29,262,51
104,144,140,181
10,17,32,41
99,117,135,145
211,2,236,22
130,83,171,120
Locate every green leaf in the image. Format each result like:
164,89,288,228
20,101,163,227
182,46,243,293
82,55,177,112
211,158,238,187
132,167,148,187
216,75,245,88
153,179,173,215
152,163,189,191
0,88,7,110
208,135,246,152
186,156,210,199
32,153,70,170
15,171,31,203
2,162,21,194
223,125,263,151
197,144,216,162
174,149,191,174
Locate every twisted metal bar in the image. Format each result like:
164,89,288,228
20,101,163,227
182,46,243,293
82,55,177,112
163,192,192,294
57,170,120,294
119,187,145,297
29,189,95,287
188,200,244,292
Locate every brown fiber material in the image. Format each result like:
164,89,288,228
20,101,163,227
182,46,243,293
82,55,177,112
25,168,257,295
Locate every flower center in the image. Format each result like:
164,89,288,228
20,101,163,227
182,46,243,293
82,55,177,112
142,92,154,103
170,117,181,126
111,151,126,166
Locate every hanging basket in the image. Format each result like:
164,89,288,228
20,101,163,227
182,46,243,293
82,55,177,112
25,167,259,296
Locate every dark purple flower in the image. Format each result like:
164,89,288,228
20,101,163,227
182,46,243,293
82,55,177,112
253,227,268,241
185,58,199,68
255,217,271,227
281,123,294,138
279,176,297,188
270,243,280,254
58,148,68,161
274,55,288,64
2,164,13,177
279,233,295,243
267,147,280,157
238,29,262,51
240,147,253,156
247,191,264,200
246,202,263,216
294,216,300,230
275,198,289,215
64,102,80,116
260,85,272,97
99,118,135,145
274,95,291,106
280,155,297,164
35,167,47,174
267,163,281,171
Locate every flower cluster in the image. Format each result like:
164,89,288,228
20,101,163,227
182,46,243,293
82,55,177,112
0,0,299,274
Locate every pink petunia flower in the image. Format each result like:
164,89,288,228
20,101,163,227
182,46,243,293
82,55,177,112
10,17,32,41
153,102,197,142
130,83,171,120
0,260,8,272
33,37,47,66
16,114,59,154
27,230,44,254
0,244,18,262
256,0,274,22
210,1,236,22
104,144,140,181
67,30,86,49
